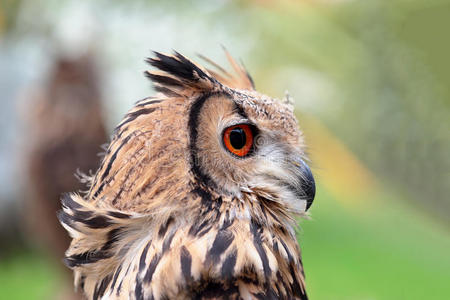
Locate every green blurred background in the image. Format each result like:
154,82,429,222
0,0,449,299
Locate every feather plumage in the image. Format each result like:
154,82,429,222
60,50,315,299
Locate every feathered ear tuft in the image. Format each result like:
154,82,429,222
198,47,255,91
145,51,217,98
145,50,256,98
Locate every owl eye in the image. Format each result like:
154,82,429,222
222,124,254,157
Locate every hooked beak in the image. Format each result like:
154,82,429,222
293,158,316,211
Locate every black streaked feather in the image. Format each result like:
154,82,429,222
93,274,112,300
108,211,131,219
135,277,144,300
118,107,158,130
110,265,122,291
139,242,151,273
158,216,174,238
221,248,237,280
180,246,193,282
145,72,183,87
250,221,272,279
162,230,175,254
143,254,161,283
61,193,82,210
99,134,132,183
135,98,164,107
208,230,234,264
153,85,182,97
147,51,210,83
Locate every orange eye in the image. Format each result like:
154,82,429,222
223,124,254,157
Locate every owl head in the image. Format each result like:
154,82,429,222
161,50,313,212
60,50,316,299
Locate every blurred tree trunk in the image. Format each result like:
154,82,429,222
23,52,108,299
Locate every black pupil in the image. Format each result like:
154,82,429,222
229,128,246,149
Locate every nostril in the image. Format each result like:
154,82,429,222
299,159,316,211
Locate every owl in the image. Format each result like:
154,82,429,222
59,50,315,299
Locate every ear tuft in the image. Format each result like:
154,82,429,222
145,50,256,98
199,47,255,91
145,51,217,98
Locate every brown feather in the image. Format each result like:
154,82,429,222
60,50,313,300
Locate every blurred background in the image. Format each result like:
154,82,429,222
0,0,449,299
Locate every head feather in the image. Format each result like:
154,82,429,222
145,49,255,99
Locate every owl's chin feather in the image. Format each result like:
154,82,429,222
244,153,315,217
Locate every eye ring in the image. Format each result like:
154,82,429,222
222,124,254,157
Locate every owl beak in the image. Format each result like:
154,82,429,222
294,158,315,211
